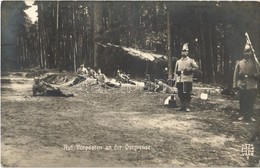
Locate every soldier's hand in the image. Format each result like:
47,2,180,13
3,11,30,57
232,87,238,92
176,71,182,76
237,73,245,80
53,87,59,90
183,69,193,75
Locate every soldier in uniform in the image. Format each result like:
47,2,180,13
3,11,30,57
233,44,260,122
96,68,121,88
33,78,73,97
174,43,199,112
70,64,88,86
116,69,136,85
87,67,97,79
163,67,168,83
143,74,158,92
154,80,174,94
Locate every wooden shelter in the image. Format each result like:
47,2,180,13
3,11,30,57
98,43,167,78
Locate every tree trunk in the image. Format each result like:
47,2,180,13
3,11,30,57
93,2,102,69
208,24,215,84
199,13,206,83
72,3,77,72
153,2,158,33
88,2,94,67
167,11,172,79
55,0,61,71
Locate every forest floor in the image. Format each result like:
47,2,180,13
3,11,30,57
1,71,260,167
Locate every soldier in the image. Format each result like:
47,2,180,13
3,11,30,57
96,68,121,88
155,80,175,94
233,44,260,122
33,78,73,97
77,64,88,74
163,67,168,82
174,43,199,112
116,69,136,85
87,67,97,79
70,64,88,86
143,74,158,92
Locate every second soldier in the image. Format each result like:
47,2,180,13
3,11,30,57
174,43,199,112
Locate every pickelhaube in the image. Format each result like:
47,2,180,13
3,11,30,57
182,43,189,51
244,43,251,52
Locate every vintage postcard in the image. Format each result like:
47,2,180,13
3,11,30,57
1,1,260,167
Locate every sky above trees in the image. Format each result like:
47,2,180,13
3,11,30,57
24,0,38,23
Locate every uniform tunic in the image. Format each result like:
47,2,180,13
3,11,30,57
174,57,198,83
233,58,260,120
233,58,259,90
33,81,48,95
174,56,198,101
77,67,88,75
71,67,88,86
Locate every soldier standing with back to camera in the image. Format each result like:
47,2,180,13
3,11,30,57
233,44,260,122
174,43,199,112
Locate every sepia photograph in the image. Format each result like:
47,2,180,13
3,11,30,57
1,0,260,167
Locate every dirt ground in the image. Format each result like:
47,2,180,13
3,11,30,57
1,71,260,167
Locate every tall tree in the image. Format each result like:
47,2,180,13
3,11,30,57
93,2,102,69
1,1,29,70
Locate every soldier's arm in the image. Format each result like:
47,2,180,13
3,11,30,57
77,73,87,78
92,70,97,78
233,63,239,88
191,59,199,71
83,69,88,75
42,81,55,89
256,60,260,75
32,85,44,96
32,85,37,96
103,74,109,82
252,61,260,81
173,61,179,81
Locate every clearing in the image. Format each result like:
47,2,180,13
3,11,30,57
1,71,260,167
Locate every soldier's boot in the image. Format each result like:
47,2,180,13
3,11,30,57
185,100,191,112
32,88,37,96
64,93,74,97
177,99,185,111
67,94,74,97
